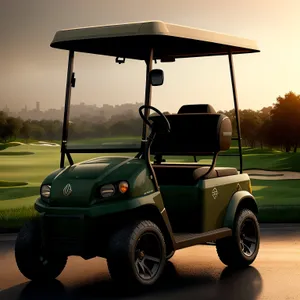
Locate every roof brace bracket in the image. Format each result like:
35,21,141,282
116,57,126,64
71,72,76,88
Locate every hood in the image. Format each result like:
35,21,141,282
58,156,132,180
46,156,149,207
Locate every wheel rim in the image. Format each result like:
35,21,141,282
38,244,49,266
39,255,49,266
134,232,162,281
240,219,258,257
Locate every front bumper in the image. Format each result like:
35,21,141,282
40,212,118,258
35,191,161,217
41,213,86,256
35,192,162,258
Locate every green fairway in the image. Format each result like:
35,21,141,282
0,142,24,151
216,147,300,171
1,141,300,228
68,136,141,145
0,151,35,156
251,179,300,222
251,179,300,205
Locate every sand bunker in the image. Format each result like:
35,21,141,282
244,169,300,180
7,142,26,145
29,141,60,147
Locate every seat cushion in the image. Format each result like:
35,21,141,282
215,167,238,177
193,167,238,181
153,164,238,185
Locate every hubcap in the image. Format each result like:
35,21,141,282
134,232,162,281
39,255,49,266
240,219,258,257
39,245,50,266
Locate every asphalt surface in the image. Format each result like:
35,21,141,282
0,224,300,300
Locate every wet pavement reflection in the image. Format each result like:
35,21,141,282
1,224,300,300
0,261,262,300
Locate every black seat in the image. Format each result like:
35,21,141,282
150,113,232,156
177,104,216,114
149,106,237,185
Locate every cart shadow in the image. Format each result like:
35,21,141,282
16,262,263,300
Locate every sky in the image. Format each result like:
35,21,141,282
1,0,300,114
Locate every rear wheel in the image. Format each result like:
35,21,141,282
15,219,67,281
216,209,260,268
107,220,166,289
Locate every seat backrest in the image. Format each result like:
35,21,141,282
149,113,232,156
177,104,216,114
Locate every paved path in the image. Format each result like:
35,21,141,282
1,224,300,299
244,169,300,180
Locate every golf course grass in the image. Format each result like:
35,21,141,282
250,179,300,222
0,139,300,229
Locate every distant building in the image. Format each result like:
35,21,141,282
8,101,144,121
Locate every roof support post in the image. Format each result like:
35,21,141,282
139,48,160,191
141,48,154,142
60,50,75,168
228,48,243,173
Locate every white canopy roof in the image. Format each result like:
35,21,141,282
51,20,259,60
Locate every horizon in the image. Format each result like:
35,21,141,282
1,99,274,115
1,0,300,113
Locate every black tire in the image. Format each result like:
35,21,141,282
107,220,166,289
216,209,260,268
166,250,175,260
15,219,68,281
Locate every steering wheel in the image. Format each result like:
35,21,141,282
138,105,171,133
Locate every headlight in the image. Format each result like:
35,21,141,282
100,184,115,198
119,181,129,194
41,185,51,198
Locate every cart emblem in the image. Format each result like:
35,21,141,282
212,187,218,199
63,183,72,196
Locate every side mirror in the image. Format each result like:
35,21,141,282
150,69,164,86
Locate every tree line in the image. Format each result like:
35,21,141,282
0,110,143,143
1,91,300,152
219,91,300,152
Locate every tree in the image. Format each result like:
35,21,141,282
109,118,142,137
239,109,262,148
29,123,46,140
257,112,271,149
19,121,31,142
0,111,8,142
269,91,300,152
38,120,61,141
0,112,23,142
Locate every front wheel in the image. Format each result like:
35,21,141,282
107,220,167,289
166,250,175,260
15,219,68,281
216,209,260,268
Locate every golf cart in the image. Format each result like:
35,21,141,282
15,21,261,289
